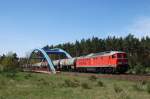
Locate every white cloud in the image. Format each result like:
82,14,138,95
127,16,150,38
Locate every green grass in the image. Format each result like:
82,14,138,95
0,72,150,99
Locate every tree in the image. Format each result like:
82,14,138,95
0,52,19,71
42,34,150,74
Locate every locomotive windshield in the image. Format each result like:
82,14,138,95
117,53,127,59
112,53,127,59
117,54,122,58
112,55,116,58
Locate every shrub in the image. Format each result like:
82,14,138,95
89,75,97,81
37,78,50,86
118,93,131,99
146,83,150,94
145,68,150,73
0,96,5,99
97,80,104,87
141,80,147,85
5,72,17,78
113,84,123,93
64,79,80,88
123,95,131,99
24,73,32,79
133,64,146,74
132,83,144,91
81,82,91,89
0,79,7,89
0,69,18,79
0,52,19,73
0,64,4,72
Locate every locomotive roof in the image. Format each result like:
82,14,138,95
85,51,125,57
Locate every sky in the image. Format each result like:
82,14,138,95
0,0,150,57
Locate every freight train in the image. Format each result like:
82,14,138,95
31,51,129,73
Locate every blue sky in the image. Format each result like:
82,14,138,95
0,0,150,57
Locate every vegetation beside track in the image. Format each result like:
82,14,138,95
44,34,150,74
1,34,150,75
0,72,150,99
0,34,150,98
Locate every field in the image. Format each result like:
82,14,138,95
0,72,150,99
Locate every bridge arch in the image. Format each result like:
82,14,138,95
28,48,72,74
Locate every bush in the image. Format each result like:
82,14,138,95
5,72,17,78
113,84,123,93
37,78,50,86
132,83,144,91
89,75,97,81
146,83,150,94
0,69,18,79
0,64,4,72
97,80,104,87
141,80,147,85
0,52,19,72
0,96,5,99
0,79,7,89
64,79,80,88
133,84,142,91
81,82,91,89
133,64,146,74
24,73,32,79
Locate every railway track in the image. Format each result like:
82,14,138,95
24,69,150,81
59,72,150,82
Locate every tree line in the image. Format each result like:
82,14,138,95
0,52,19,71
43,34,150,73
0,34,149,74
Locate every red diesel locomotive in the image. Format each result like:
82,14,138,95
31,51,129,73
75,51,128,73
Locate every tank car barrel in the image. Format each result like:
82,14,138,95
52,58,76,66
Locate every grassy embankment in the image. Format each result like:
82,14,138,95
0,72,150,99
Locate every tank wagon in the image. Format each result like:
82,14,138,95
33,51,129,73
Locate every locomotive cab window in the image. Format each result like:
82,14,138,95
123,54,127,58
117,54,122,58
112,55,116,58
